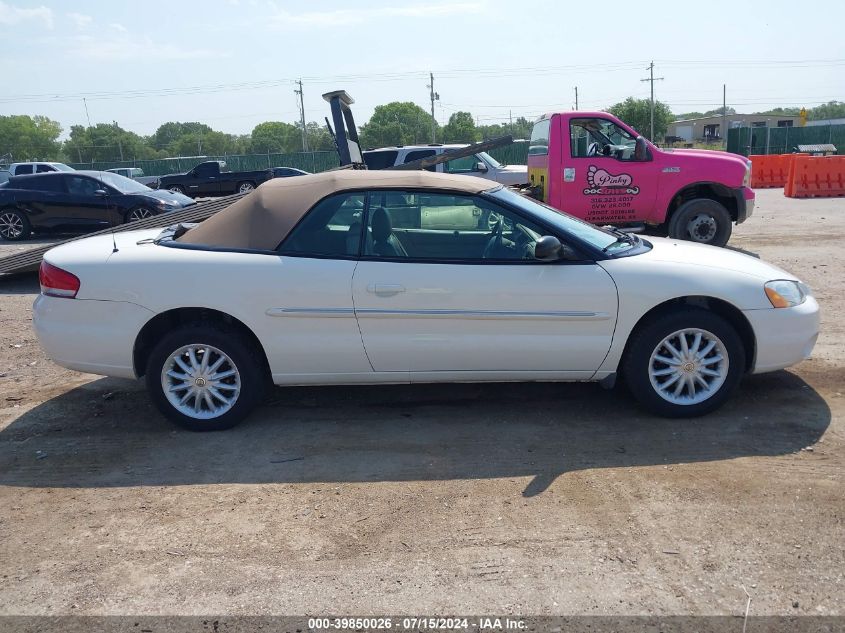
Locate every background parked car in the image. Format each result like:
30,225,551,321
105,167,161,189
363,144,528,186
0,170,194,241
7,162,74,175
266,166,309,179
158,160,275,197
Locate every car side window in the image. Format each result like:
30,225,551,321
570,117,639,161
14,165,34,175
364,190,557,262
277,192,366,258
362,151,398,170
66,176,100,196
403,149,437,172
35,164,53,173
445,155,482,174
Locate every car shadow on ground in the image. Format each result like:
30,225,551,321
0,271,39,294
0,370,829,497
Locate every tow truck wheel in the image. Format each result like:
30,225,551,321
668,199,732,247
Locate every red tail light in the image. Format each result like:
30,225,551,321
39,261,80,298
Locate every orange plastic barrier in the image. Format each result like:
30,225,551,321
785,156,845,198
749,154,802,188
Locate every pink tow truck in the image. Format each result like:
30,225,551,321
527,112,754,247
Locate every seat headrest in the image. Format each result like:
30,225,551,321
371,206,392,241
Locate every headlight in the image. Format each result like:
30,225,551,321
765,280,807,308
743,160,751,187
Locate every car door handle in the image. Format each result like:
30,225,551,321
367,284,406,296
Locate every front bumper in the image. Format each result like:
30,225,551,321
744,296,820,374
33,295,154,379
735,186,755,224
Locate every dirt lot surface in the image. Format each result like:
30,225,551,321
0,189,842,617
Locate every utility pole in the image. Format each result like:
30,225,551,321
575,86,579,110
427,72,439,143
83,98,92,128
722,84,727,150
295,79,308,152
640,61,664,141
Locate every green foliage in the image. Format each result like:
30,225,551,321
63,122,159,163
608,97,672,140
477,116,533,141
0,115,62,161
674,107,736,121
807,101,845,121
441,111,479,143
251,121,300,153
359,102,436,148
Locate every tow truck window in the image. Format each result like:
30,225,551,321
528,119,550,156
570,118,638,161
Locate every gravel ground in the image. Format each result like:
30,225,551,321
0,188,842,616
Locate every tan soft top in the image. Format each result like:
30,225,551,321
177,169,498,251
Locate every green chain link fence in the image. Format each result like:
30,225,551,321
727,125,845,156
67,142,531,176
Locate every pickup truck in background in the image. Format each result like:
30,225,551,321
105,167,161,188
157,161,274,197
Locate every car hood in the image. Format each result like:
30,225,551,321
138,189,194,206
499,164,527,173
638,236,798,282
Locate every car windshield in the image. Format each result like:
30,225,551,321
477,151,502,168
52,163,74,172
95,171,150,193
487,187,633,253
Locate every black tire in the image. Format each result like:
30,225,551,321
622,308,745,418
145,323,266,431
0,208,32,241
237,181,255,194
125,206,157,223
168,185,186,195
667,198,732,247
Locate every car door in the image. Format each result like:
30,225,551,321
61,175,117,226
270,191,372,381
561,117,657,225
188,163,221,196
351,190,618,379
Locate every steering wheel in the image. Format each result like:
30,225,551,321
482,219,504,259
587,142,600,157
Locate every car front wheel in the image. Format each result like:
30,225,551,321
126,207,156,223
0,208,32,241
237,181,255,194
168,185,186,195
623,308,745,417
146,324,266,431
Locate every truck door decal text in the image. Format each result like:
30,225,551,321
584,165,639,223
584,165,640,196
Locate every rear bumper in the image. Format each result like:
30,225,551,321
735,186,755,224
33,295,154,379
744,296,820,374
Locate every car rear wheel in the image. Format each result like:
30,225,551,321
668,199,732,247
168,185,186,195
0,208,32,241
237,181,255,194
146,324,266,431
126,207,156,223
622,308,745,417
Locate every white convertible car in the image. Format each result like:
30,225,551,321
33,171,819,431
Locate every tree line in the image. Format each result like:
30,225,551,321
3,100,844,164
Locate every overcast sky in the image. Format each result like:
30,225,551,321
1,0,843,138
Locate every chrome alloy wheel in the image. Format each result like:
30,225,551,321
686,213,718,243
648,328,729,405
238,182,255,193
128,207,154,221
161,344,241,419
0,212,24,239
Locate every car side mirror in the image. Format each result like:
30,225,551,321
94,189,108,196
534,235,563,261
634,136,649,161
475,162,488,173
